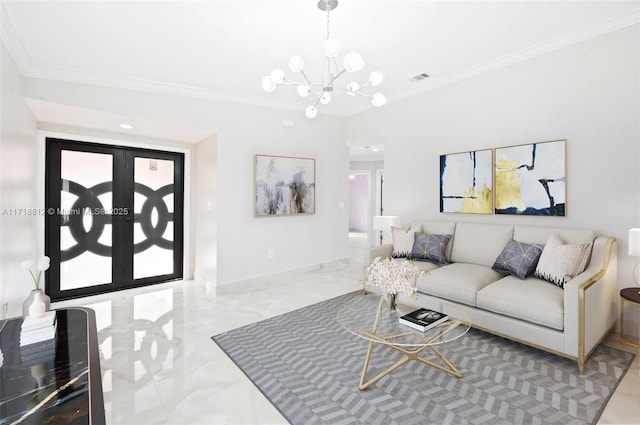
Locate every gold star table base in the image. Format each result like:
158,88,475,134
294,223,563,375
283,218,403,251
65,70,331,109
347,295,468,391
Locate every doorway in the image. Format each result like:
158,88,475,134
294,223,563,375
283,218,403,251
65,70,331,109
45,138,184,301
348,172,370,235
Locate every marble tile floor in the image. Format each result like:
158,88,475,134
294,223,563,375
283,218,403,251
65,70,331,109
51,236,640,425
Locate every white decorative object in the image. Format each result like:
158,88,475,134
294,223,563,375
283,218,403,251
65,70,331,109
262,0,385,118
22,289,51,318
534,234,593,288
362,256,425,310
20,256,50,290
390,225,417,257
28,292,46,319
21,255,52,317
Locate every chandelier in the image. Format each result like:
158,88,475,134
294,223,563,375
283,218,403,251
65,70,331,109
262,0,386,119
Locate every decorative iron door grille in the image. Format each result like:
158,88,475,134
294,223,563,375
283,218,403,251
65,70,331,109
45,138,184,301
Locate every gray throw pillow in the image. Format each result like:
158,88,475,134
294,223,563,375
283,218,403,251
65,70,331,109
407,233,451,264
492,240,543,280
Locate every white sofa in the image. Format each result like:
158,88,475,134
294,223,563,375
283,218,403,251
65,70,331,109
364,220,618,373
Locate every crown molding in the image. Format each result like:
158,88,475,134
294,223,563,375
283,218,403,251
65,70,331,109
0,2,341,116
24,64,351,117
2,4,638,118
25,64,319,111
386,9,640,107
0,2,31,76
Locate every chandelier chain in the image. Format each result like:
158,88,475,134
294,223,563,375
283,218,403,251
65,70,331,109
262,0,386,118
326,8,331,40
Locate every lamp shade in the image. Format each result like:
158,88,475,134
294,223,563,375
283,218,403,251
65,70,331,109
305,105,318,119
371,93,386,107
369,71,384,86
629,228,640,256
288,56,305,73
373,215,402,232
343,52,364,72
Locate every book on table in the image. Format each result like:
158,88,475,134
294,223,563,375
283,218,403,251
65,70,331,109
20,321,57,346
20,311,57,347
399,308,448,332
21,311,56,332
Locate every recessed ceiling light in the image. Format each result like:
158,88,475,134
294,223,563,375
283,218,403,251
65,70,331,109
119,123,134,129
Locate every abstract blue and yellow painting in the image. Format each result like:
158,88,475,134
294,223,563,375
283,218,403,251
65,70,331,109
494,140,566,216
440,149,492,214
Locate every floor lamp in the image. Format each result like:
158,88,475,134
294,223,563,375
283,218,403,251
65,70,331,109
629,228,640,288
373,216,401,246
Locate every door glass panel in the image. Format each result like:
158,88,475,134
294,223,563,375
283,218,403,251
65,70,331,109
60,150,113,290
133,157,174,279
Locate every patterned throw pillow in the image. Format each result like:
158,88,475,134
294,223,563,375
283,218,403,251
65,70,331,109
407,233,451,264
492,240,543,280
533,234,593,288
391,225,417,258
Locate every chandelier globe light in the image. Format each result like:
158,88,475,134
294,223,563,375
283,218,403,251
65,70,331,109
262,0,386,119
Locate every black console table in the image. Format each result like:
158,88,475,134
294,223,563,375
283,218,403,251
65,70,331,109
0,308,105,424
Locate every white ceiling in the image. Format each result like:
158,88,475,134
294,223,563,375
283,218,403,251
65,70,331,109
2,0,639,149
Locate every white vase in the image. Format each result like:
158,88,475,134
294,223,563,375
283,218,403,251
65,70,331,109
28,292,46,319
22,289,51,317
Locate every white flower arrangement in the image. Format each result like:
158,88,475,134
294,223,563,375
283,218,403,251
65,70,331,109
20,256,51,290
362,256,425,297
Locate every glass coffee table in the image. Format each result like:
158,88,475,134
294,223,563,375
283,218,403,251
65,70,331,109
337,293,471,390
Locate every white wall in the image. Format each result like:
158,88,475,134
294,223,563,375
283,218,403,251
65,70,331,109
346,25,640,333
23,78,349,286
194,133,217,284
0,42,39,318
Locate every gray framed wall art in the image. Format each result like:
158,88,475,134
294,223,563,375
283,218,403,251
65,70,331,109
254,154,316,217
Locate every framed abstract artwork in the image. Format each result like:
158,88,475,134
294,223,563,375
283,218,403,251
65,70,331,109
254,154,315,217
439,149,493,214
494,139,566,216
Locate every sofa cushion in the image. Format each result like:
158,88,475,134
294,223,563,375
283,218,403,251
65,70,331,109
492,240,543,279
416,263,502,307
534,233,592,288
477,276,564,330
413,221,456,260
450,222,514,266
408,233,451,264
391,225,419,258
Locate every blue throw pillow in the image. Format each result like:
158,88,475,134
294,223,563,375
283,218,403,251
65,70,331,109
407,233,451,264
492,240,543,280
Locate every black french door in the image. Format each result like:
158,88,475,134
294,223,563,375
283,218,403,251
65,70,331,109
45,138,184,301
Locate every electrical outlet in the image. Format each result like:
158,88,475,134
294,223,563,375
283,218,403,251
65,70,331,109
267,249,275,259
2,303,7,319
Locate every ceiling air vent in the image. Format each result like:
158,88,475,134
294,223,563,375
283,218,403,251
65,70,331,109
409,73,430,82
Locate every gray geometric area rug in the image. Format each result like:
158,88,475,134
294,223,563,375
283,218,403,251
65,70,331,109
212,291,635,425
